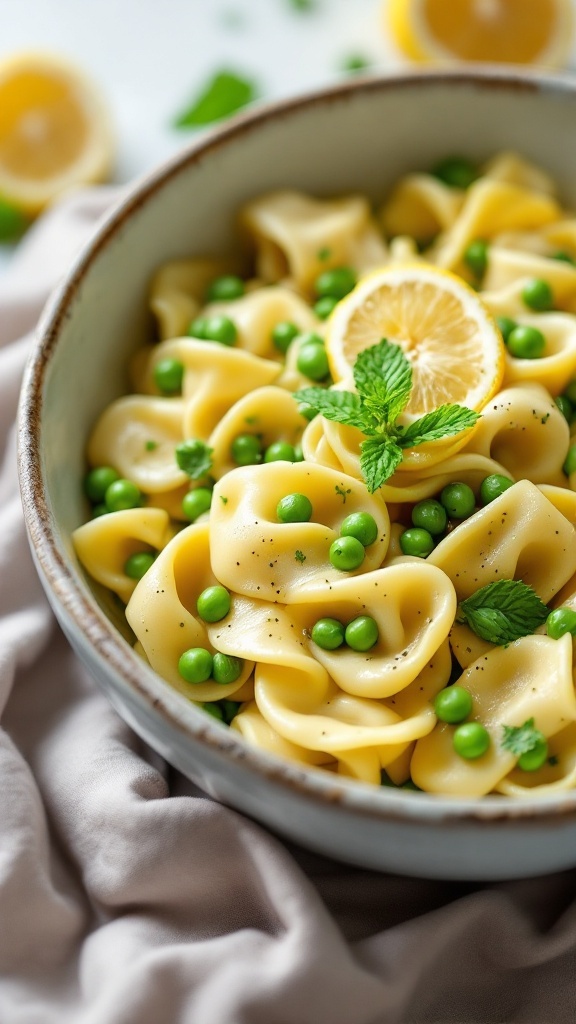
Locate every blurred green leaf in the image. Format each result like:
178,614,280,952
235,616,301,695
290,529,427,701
173,70,258,128
0,198,29,242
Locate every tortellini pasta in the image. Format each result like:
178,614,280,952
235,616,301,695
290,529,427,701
74,151,576,798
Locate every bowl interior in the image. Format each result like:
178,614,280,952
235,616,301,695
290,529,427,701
18,70,576,878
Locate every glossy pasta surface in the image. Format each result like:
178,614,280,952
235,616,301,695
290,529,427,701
73,152,576,797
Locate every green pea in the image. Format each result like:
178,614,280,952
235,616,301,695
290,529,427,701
506,324,546,359
344,615,379,651
264,441,297,462
206,274,245,301
220,699,242,724
555,395,573,421
212,652,243,684
311,617,346,650
204,315,238,345
271,320,299,354
182,487,213,521
329,535,365,571
178,647,213,684
153,358,184,395
546,607,576,639
297,338,330,381
433,685,473,724
203,702,225,722
313,296,338,320
479,474,514,505
124,551,156,579
495,316,517,344
399,527,435,558
277,493,313,523
440,481,475,519
293,444,304,462
517,735,548,772
187,316,208,338
231,433,262,466
552,250,576,266
452,721,491,760
84,465,120,503
563,379,576,405
314,266,356,300
104,478,141,512
197,585,231,623
431,156,478,189
463,239,488,278
340,511,378,547
91,503,109,518
563,445,576,476
522,278,553,311
411,499,447,536
297,402,318,422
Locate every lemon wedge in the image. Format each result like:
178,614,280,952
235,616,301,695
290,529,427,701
326,263,505,422
387,0,575,69
0,51,114,215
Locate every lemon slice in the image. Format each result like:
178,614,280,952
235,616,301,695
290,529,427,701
387,0,574,68
326,263,505,423
0,51,114,215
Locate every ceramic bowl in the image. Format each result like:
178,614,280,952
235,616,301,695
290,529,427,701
18,67,576,880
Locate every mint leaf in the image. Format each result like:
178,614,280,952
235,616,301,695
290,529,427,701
293,387,365,429
175,439,213,478
353,339,412,424
173,70,258,128
458,580,549,645
398,404,480,448
360,437,403,493
501,718,545,757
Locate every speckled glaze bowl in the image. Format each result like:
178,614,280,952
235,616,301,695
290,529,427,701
18,68,576,880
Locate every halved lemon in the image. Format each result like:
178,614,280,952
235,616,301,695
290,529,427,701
387,0,574,68
0,51,114,215
326,263,505,423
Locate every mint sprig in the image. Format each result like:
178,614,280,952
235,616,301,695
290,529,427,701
501,718,546,757
457,580,549,645
295,339,479,492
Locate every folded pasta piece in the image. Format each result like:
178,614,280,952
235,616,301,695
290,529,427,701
209,462,389,601
379,173,464,242
126,522,254,701
498,315,576,395
482,248,576,313
432,178,561,274
200,285,318,363
240,190,387,292
318,417,477,482
286,565,455,699
481,152,557,195
429,479,576,602
411,635,576,797
209,386,308,479
149,256,242,340
307,415,506,502
73,507,171,604
463,383,568,484
231,701,336,769
87,396,187,494
136,337,280,419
